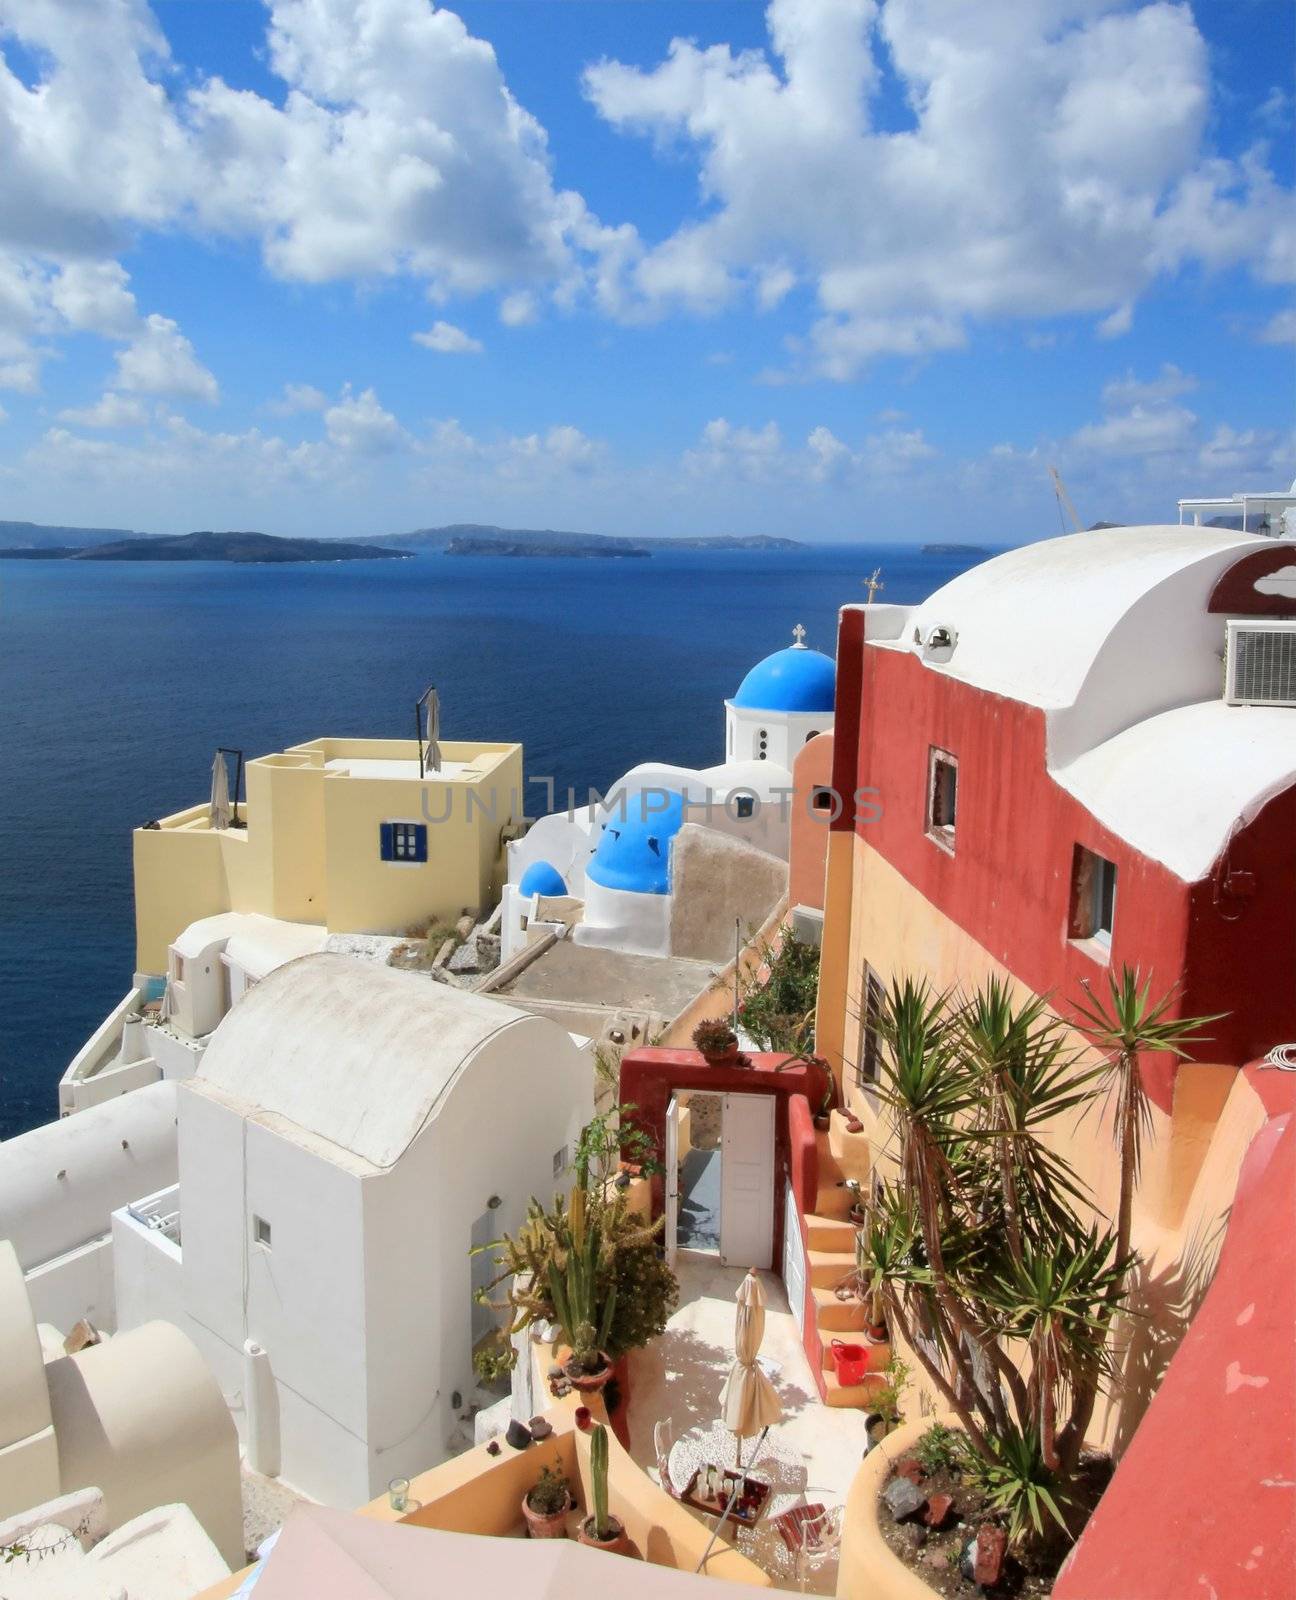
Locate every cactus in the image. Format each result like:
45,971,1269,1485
546,1185,617,1374
590,1423,612,1541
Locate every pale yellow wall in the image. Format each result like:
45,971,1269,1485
321,744,522,935
133,824,232,974
818,834,1271,1453
133,741,523,970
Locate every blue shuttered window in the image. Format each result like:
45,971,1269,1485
380,822,427,862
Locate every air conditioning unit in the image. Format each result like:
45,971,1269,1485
1225,619,1296,707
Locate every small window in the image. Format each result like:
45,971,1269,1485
812,786,834,812
552,1145,568,1179
1069,846,1117,948
735,794,755,819
926,748,958,849
857,966,885,1086
805,730,821,744
380,821,428,863
757,728,768,761
252,1215,272,1249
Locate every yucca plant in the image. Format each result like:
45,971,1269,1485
863,969,1220,1555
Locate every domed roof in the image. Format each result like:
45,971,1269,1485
518,860,567,898
585,791,686,896
731,628,836,713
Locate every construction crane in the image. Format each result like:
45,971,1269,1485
1048,465,1083,533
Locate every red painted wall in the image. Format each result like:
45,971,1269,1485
844,641,1296,1109
618,1049,827,1269
1055,1070,1296,1600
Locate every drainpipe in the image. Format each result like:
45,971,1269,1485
243,1340,280,1477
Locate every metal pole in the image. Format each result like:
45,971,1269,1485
733,917,741,1029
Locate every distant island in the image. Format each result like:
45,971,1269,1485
922,542,994,557
446,536,649,558
367,524,802,555
0,517,803,561
0,531,409,564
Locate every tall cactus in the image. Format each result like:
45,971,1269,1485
546,1185,617,1373
590,1423,611,1540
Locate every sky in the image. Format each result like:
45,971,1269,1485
0,0,1291,542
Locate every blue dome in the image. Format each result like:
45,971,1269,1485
731,644,836,713
585,791,686,896
518,860,567,898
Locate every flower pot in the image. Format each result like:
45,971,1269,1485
844,1116,865,1134
522,1489,572,1539
849,1205,868,1225
702,1047,740,1068
578,1514,629,1554
566,1353,615,1394
814,1114,832,1132
866,1323,888,1344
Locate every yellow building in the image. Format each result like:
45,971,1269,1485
133,738,523,975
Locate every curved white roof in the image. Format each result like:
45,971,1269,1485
1054,701,1296,881
173,912,327,978
906,525,1270,710
194,954,539,1168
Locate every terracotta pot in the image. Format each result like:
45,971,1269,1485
845,1116,865,1134
566,1353,614,1393
578,1514,630,1555
849,1205,868,1225
814,1114,832,1132
702,1046,740,1067
522,1489,572,1539
866,1323,888,1344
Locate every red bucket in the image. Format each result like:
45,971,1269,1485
831,1339,868,1386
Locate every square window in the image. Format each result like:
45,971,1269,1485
552,1145,568,1179
735,795,755,819
812,786,834,813
1069,846,1118,948
252,1215,272,1249
926,748,958,850
380,821,428,863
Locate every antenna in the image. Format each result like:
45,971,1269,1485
1048,466,1083,533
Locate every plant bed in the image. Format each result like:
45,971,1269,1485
877,1427,1111,1599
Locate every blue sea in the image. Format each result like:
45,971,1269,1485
0,542,986,1139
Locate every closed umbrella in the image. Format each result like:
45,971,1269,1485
721,1268,782,1460
209,750,231,831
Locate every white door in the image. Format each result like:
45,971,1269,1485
782,1182,807,1336
665,1094,680,1270
719,1093,776,1270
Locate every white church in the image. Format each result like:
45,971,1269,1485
501,626,837,961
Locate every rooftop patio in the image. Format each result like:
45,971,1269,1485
626,1258,871,1593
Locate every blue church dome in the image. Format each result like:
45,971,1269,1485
518,860,567,898
731,632,836,713
585,792,686,896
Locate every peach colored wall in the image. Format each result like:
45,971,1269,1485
819,833,1271,1452
789,731,834,912
836,1412,961,1600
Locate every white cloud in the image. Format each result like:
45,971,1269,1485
323,386,408,455
686,415,937,485
270,382,328,414
1102,364,1197,408
57,392,149,428
585,0,1295,374
499,291,538,327
1258,309,1296,346
114,314,219,402
413,320,484,355
0,358,39,393
1096,303,1133,340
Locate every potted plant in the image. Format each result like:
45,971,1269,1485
813,1074,836,1132
839,1178,868,1225
522,1465,573,1539
577,1423,629,1554
548,1185,617,1391
853,1225,891,1341
692,1017,739,1066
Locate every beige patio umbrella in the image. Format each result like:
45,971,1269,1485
721,1268,782,1461
209,750,231,831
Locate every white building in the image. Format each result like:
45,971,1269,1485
112,953,594,1508
501,628,837,961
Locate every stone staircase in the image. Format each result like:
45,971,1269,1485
802,1118,891,1409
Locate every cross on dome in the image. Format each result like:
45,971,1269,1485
791,622,806,648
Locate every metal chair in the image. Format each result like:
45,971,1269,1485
789,1503,843,1592
653,1419,680,1498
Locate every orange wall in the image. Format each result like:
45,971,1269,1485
789,731,834,912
